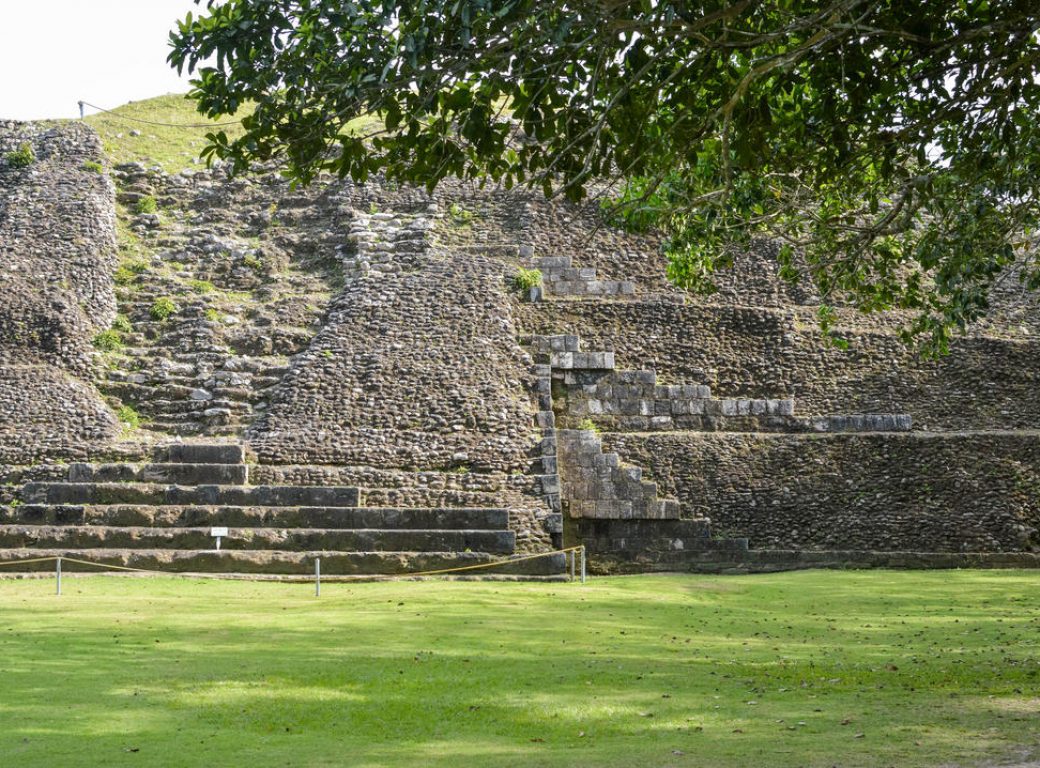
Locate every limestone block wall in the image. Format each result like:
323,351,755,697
604,431,1040,553
557,429,680,520
519,300,1040,432
249,218,539,473
0,122,118,462
0,121,117,372
0,365,117,464
508,182,1040,559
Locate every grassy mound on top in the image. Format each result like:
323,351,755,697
82,93,384,173
82,93,246,173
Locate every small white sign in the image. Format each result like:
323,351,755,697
211,526,229,552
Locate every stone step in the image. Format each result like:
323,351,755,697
102,382,202,401
0,525,515,554
544,267,596,281
7,504,509,530
359,488,507,508
572,517,713,541
161,443,245,464
140,421,209,436
805,414,913,432
143,413,246,429
21,482,360,508
66,462,248,486
550,351,615,370
545,279,637,297
0,548,568,576
138,407,252,425
533,256,573,270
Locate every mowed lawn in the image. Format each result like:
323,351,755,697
0,571,1038,768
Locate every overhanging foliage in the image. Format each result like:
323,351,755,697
170,1,1040,353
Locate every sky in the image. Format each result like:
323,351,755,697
0,1,202,120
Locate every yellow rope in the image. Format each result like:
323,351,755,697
57,556,157,574
407,546,582,577
0,547,585,580
0,556,59,567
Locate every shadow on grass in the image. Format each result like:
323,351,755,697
0,571,1038,767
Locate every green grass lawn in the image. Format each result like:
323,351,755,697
1,571,1038,768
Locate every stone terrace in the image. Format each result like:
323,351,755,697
1,118,1039,574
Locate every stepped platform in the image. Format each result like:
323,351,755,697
1,444,567,578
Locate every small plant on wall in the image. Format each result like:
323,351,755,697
150,297,177,321
513,267,542,292
4,142,35,168
448,202,474,225
92,329,124,353
116,404,141,429
134,196,158,215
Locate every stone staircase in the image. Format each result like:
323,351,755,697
522,332,915,571
528,255,636,300
0,444,566,577
558,428,749,567
100,307,291,437
95,161,333,438
533,334,912,433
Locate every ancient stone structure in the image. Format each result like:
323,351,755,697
0,121,119,464
1,118,1038,575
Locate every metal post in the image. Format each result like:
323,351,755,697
580,545,586,584
56,556,62,596
569,549,575,582
78,101,84,119
315,557,321,598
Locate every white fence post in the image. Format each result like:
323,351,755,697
315,557,321,598
580,546,586,584
56,556,62,596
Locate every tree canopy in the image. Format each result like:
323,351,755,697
169,1,1040,353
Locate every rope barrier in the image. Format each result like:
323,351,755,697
0,556,63,567
57,556,156,574
408,546,582,577
78,100,242,129
0,546,587,584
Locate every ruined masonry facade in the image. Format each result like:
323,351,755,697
0,120,1038,574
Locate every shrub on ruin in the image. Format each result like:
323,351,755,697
242,253,263,272
577,417,600,433
134,196,158,215
187,279,216,294
448,202,474,225
513,267,542,292
92,329,124,353
114,258,149,286
81,160,104,174
150,297,177,321
116,405,141,429
110,314,133,334
4,142,35,168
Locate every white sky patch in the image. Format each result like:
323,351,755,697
0,0,201,120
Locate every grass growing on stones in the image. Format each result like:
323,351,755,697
0,571,1037,768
